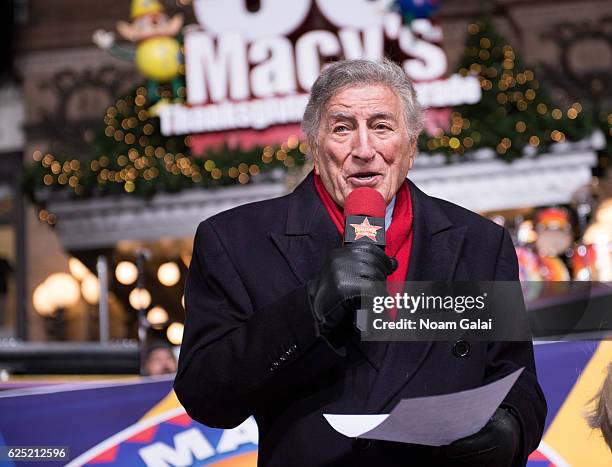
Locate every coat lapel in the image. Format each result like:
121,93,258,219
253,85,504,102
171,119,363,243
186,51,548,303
270,172,388,371
270,172,342,284
366,180,467,412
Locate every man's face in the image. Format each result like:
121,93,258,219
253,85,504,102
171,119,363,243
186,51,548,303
313,84,416,206
145,348,177,376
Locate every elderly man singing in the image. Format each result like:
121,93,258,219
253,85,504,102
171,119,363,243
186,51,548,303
174,59,546,466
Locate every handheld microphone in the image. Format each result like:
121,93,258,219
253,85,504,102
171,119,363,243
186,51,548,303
343,188,386,247
343,188,387,333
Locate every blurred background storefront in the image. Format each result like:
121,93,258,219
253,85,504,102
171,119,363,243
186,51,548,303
0,0,610,373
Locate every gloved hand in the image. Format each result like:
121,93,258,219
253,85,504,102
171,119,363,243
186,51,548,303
443,407,522,467
307,242,397,335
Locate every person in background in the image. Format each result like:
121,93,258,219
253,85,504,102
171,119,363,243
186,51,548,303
144,341,177,376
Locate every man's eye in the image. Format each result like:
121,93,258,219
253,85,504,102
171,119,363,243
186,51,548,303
333,125,349,133
374,123,391,131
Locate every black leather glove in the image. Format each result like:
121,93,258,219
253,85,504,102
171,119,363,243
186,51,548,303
307,242,397,335
443,407,522,467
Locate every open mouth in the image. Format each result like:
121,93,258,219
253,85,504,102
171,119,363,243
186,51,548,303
347,172,382,187
349,172,381,181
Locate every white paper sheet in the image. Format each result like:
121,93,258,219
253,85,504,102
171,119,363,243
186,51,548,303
324,367,523,446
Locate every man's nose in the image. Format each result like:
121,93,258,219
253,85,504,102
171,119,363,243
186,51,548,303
351,126,375,161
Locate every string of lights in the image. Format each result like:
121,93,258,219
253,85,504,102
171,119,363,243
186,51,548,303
24,83,307,207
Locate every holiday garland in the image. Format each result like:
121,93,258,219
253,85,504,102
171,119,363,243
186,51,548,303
23,84,307,202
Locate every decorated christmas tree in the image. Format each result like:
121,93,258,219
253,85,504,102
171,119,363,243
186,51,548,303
419,17,593,159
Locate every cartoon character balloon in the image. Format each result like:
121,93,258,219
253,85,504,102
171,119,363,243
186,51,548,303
93,0,184,104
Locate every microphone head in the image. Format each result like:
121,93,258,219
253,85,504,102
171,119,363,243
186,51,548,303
344,188,386,218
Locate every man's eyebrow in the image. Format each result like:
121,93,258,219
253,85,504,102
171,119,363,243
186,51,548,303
327,111,355,121
368,112,397,122
326,111,398,122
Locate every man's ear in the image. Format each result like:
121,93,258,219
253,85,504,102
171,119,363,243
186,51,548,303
309,143,320,174
407,139,417,170
312,157,319,174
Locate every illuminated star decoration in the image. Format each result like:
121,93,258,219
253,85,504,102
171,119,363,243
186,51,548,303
350,218,383,242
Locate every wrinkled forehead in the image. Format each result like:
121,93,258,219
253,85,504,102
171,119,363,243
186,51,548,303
321,84,406,128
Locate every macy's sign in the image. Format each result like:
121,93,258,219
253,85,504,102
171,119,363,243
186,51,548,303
159,0,480,144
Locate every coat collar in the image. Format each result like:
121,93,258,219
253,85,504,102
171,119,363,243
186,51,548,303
271,171,341,284
285,171,334,236
405,178,466,281
273,172,466,283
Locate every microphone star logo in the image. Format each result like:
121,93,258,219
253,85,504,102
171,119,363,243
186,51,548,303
350,217,383,241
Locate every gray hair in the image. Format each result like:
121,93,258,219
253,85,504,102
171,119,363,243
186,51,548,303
301,58,423,155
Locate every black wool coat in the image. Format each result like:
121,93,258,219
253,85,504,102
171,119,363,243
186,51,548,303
174,171,547,466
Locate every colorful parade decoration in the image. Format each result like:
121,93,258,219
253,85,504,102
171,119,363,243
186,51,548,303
538,256,571,282
571,243,598,281
516,245,544,302
535,208,573,258
93,0,184,103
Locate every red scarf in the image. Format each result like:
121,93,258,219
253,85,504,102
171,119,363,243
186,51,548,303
314,173,413,319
